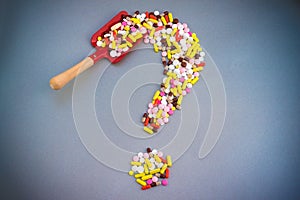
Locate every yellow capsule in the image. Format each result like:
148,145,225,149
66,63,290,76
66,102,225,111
171,28,177,36
172,106,176,111
110,22,121,31
126,40,133,48
149,18,158,23
128,34,136,42
134,32,143,40
149,28,155,38
145,158,152,168
167,49,171,59
118,43,127,49
144,164,149,174
161,16,167,25
166,35,171,46
111,40,116,49
143,22,153,30
131,18,140,24
166,155,172,167
144,126,154,134
177,95,183,105
154,155,161,163
141,174,153,181
160,164,168,174
177,84,182,95
128,170,134,176
191,77,199,85
156,109,163,118
157,96,162,100
168,12,173,23
136,179,146,186
153,43,159,53
131,161,142,166
153,90,160,100
150,168,161,175
135,173,145,178
124,26,130,31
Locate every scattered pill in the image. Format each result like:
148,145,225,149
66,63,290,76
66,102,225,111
129,148,172,190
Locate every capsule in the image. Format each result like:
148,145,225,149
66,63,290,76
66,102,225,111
136,179,147,186
144,117,150,126
150,168,161,175
135,173,145,178
155,173,166,178
141,174,153,181
165,168,169,178
166,155,172,167
144,164,149,174
131,161,142,166
154,155,161,163
142,113,147,123
141,185,151,190
144,126,154,134
150,181,161,187
160,164,168,174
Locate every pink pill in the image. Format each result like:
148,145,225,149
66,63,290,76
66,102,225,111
162,51,167,57
194,72,199,77
174,80,179,85
168,104,173,108
157,151,163,157
162,112,166,117
182,91,187,96
168,110,174,115
183,23,188,28
180,77,185,82
147,179,153,185
163,117,169,123
154,32,160,37
186,88,191,93
122,22,127,26
144,38,150,43
180,67,185,73
160,92,165,96
189,59,195,64
131,27,137,32
148,103,153,108
188,32,192,36
158,104,164,110
171,84,175,88
148,108,152,114
157,118,164,125
143,153,149,159
184,28,190,33
152,176,158,182
164,106,170,112
150,38,155,44
152,107,158,113
133,155,139,162
162,179,168,186
170,79,174,84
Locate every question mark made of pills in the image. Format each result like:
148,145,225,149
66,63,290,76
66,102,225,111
72,43,226,172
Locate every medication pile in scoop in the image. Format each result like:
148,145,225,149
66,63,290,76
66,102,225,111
95,10,205,133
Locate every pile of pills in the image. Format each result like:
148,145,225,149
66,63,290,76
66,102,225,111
128,148,172,190
95,10,206,134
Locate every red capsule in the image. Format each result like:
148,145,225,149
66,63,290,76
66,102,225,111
165,168,169,178
141,185,151,190
144,117,150,126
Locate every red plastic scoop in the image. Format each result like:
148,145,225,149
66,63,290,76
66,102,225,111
50,10,139,90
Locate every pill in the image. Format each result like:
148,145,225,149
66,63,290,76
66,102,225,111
141,185,151,190
150,168,161,175
144,164,149,174
131,161,142,166
166,155,172,167
128,171,134,176
161,179,168,186
135,173,145,178
141,174,153,181
165,168,169,178
144,126,153,134
136,179,147,186
160,164,168,174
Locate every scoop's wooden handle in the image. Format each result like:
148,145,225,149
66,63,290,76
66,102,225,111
49,57,94,90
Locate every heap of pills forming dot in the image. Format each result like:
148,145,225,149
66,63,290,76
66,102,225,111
95,10,205,134
128,148,172,190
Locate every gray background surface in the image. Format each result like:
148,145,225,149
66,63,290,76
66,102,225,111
1,0,300,199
